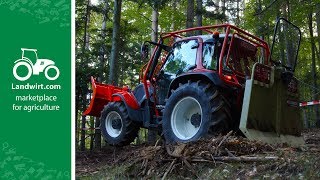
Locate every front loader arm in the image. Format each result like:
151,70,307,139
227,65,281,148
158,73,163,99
83,77,139,117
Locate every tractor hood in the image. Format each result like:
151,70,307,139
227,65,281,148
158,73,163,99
37,59,55,65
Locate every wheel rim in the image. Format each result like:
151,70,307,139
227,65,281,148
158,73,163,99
171,97,202,140
105,111,123,138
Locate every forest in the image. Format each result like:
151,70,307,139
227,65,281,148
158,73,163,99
76,0,320,178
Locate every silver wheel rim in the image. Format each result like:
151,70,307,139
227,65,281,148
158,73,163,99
171,97,202,140
105,111,122,138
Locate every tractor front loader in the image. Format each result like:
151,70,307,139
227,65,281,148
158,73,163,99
83,18,304,147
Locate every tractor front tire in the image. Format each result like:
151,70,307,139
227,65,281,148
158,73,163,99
162,80,231,143
100,102,139,146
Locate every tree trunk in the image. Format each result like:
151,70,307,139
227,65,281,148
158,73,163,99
81,94,88,151
80,0,91,151
275,10,285,64
221,0,226,23
81,113,86,151
196,0,202,35
94,0,109,151
75,94,79,150
316,3,320,58
99,1,108,82
108,0,122,85
94,117,101,150
303,109,309,128
89,117,94,151
281,1,294,68
316,3,320,127
170,0,177,30
308,9,320,127
147,7,159,145
236,0,240,26
83,0,90,51
151,9,158,43
257,0,264,40
315,3,320,127
186,0,194,36
214,0,220,24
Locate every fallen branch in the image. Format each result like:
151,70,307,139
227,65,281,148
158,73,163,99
214,131,233,155
141,159,148,175
212,156,278,162
183,158,197,177
161,159,176,180
190,158,212,163
225,148,236,157
191,158,230,165
208,134,222,147
309,148,320,152
154,139,161,147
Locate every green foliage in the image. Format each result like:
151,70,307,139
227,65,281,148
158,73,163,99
76,0,320,96
242,0,319,81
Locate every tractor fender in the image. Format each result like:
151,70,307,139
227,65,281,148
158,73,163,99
14,58,33,65
168,72,225,97
112,92,140,110
112,93,144,123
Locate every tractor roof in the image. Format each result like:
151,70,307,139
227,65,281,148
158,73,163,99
174,34,257,57
196,34,230,41
174,34,254,47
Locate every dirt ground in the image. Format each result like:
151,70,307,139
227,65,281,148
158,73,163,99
76,129,320,179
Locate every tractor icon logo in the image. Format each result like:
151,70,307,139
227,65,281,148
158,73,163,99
13,48,60,81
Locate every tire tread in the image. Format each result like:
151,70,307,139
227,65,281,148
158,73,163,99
100,102,139,146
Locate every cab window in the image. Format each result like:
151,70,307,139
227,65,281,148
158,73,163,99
162,39,198,77
202,43,217,70
202,38,232,72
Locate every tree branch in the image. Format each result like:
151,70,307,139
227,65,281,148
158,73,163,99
254,0,279,16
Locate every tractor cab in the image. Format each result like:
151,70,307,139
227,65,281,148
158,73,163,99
152,33,262,105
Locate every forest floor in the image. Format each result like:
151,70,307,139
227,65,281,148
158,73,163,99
76,129,320,179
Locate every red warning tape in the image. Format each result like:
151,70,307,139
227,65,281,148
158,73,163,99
299,100,320,107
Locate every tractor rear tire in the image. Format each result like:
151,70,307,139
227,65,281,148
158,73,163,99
162,80,231,143
100,102,139,146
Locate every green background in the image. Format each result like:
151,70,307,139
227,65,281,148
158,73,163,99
0,1,71,179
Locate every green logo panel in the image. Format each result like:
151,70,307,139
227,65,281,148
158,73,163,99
0,1,71,179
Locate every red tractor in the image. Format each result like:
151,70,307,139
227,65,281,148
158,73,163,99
84,18,304,146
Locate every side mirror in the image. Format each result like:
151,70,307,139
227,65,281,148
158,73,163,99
140,43,149,59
